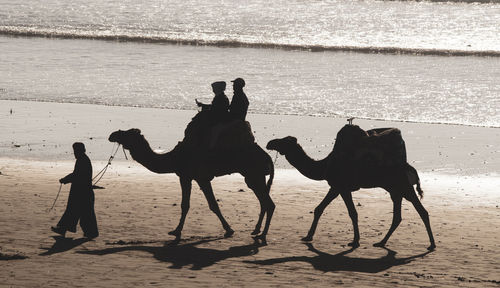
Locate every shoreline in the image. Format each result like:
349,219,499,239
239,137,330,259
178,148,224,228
3,98,500,129
2,99,499,176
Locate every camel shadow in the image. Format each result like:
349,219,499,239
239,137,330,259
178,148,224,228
78,237,266,270
40,236,92,256
246,243,431,273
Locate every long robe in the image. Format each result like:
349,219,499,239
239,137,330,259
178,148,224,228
57,153,99,237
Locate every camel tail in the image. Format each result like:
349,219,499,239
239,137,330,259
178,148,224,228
416,178,424,200
266,156,274,195
406,163,424,199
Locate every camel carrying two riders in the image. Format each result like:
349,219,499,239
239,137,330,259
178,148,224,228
109,78,275,241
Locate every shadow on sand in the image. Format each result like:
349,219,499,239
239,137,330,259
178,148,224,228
39,236,92,256
78,236,266,270
0,252,28,260
246,243,431,273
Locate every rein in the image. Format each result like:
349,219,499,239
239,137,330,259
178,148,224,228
273,151,279,165
92,143,122,186
122,145,128,160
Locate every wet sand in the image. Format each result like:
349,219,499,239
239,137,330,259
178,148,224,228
1,100,499,287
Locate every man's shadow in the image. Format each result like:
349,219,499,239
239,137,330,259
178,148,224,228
40,236,92,256
246,243,431,273
78,237,266,270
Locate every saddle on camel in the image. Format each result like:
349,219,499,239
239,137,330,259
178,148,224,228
183,109,255,152
332,123,407,168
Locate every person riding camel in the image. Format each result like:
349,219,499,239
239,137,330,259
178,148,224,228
229,78,249,121
192,79,253,149
196,81,229,123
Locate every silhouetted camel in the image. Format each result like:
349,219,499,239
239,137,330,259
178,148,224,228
266,126,435,251
109,128,275,241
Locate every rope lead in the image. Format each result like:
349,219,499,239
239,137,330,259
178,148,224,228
48,183,63,212
92,143,121,186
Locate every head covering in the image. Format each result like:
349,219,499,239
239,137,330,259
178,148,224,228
231,78,245,88
72,142,86,153
211,81,226,92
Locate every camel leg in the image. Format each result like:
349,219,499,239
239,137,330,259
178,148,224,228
196,180,234,238
251,195,266,236
259,191,275,240
245,176,266,235
340,191,360,248
169,177,192,240
246,176,275,239
302,188,339,242
374,192,402,248
406,191,436,251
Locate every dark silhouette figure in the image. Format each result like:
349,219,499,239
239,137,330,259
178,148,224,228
108,128,275,241
229,78,249,121
51,142,99,239
266,125,436,251
196,81,230,123
79,237,266,270
247,243,431,273
195,81,232,148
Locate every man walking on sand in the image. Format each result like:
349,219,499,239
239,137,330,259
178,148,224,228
51,142,99,239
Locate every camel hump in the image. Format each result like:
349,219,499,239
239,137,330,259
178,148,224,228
183,110,255,150
216,120,255,149
333,125,407,166
332,125,368,155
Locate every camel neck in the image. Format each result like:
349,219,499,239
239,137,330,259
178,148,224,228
285,143,327,181
128,137,177,174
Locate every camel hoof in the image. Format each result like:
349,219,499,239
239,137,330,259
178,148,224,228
427,244,436,251
373,242,386,247
301,235,313,242
253,234,266,241
348,241,360,248
168,230,180,237
224,229,235,238
252,234,268,245
251,229,261,235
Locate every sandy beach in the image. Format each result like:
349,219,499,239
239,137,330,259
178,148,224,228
1,100,499,287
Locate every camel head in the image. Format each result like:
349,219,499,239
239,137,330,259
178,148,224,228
108,128,142,150
266,136,298,155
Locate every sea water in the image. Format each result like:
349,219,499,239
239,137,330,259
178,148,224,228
1,0,499,127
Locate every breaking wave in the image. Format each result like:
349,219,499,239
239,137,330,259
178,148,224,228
2,26,499,57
